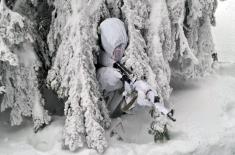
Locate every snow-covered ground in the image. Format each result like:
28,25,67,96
1,1,235,155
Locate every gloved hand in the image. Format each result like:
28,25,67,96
132,80,156,107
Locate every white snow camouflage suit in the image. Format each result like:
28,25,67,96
97,18,170,117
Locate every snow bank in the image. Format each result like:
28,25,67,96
1,64,235,155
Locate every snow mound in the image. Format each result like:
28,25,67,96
1,62,235,155
27,118,64,152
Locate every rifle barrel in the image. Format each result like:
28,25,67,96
114,62,132,75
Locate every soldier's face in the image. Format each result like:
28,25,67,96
113,45,124,62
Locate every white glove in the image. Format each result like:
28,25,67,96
130,80,173,116
136,91,152,107
133,80,156,107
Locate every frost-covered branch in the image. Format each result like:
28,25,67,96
0,0,51,130
0,0,33,45
0,38,18,66
47,0,111,152
147,0,174,101
167,0,217,79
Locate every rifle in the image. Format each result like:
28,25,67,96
113,61,176,122
113,61,134,84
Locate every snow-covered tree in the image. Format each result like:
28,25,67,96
0,0,51,130
146,0,174,102
168,0,218,79
46,0,111,152
0,0,219,153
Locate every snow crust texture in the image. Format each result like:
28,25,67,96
0,0,218,153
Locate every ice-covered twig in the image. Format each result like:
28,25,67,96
0,86,6,95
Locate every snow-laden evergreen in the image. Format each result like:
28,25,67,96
46,0,111,152
0,0,51,130
147,0,174,102
168,0,218,79
0,0,219,153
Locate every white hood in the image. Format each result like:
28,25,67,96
100,18,128,56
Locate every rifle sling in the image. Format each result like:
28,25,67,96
121,95,138,112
